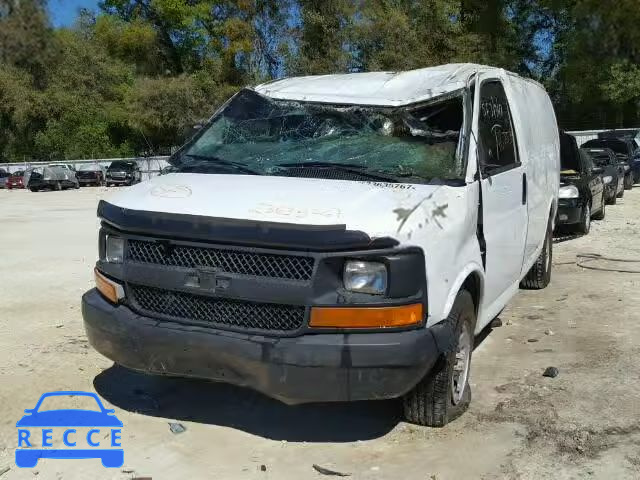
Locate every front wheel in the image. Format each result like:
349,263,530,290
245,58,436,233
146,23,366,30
576,202,591,235
624,173,633,190
402,290,475,427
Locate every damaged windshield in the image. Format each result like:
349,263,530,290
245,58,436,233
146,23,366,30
173,89,465,183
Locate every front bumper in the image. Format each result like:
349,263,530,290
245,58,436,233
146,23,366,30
82,289,441,404
605,183,617,199
78,177,101,184
556,199,584,225
106,177,132,184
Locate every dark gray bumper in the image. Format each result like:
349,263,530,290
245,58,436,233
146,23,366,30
557,201,583,225
106,178,131,184
82,289,442,404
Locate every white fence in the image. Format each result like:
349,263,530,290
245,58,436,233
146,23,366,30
0,156,171,181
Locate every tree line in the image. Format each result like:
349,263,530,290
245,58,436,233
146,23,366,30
1,0,639,161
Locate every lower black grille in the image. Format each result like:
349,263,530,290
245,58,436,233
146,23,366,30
129,284,306,332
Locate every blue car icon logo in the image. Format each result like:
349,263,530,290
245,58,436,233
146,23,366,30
16,391,124,468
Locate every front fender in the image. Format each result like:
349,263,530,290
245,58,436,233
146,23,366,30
435,263,485,333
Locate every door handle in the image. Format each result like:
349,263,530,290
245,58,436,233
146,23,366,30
522,173,527,205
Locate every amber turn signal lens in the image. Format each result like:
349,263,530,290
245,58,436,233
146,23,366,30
309,304,423,329
94,268,121,304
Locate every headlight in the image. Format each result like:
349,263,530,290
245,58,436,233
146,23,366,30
105,235,124,263
343,261,387,295
559,185,579,199
603,175,613,184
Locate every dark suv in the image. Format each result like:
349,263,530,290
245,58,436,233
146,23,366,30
582,147,625,204
582,138,637,188
557,133,605,234
106,161,141,187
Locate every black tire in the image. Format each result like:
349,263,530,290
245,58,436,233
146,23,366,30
624,173,633,190
608,192,617,205
29,187,39,192
54,181,62,191
520,220,553,289
576,202,591,235
402,290,475,427
617,188,624,199
593,195,605,220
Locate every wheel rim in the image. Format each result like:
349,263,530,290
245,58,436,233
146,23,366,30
584,204,591,231
451,321,472,405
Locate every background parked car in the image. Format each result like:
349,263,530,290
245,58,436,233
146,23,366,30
594,131,640,183
105,160,141,186
0,168,9,189
582,138,636,188
582,148,625,203
25,166,80,191
557,132,605,234
6,170,25,189
77,163,106,186
159,165,177,175
48,163,77,174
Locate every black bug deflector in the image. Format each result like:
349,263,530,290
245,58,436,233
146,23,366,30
98,200,399,251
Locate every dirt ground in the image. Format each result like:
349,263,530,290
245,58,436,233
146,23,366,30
1,185,639,480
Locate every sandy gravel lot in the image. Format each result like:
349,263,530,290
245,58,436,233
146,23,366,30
1,185,639,480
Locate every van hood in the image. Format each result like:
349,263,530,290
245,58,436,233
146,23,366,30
103,173,448,241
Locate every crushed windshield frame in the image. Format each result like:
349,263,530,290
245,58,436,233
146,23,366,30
171,87,470,185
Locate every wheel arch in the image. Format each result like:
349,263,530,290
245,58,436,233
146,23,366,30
439,264,485,326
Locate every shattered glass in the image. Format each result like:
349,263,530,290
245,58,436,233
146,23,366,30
177,89,465,183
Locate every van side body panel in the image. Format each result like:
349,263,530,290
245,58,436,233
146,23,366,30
504,75,560,274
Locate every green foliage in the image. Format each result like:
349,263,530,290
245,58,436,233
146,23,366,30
354,0,463,71
125,75,209,151
1,0,640,161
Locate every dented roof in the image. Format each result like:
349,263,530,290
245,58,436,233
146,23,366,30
254,63,503,107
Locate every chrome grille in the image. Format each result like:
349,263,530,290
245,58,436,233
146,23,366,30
128,239,314,281
129,284,306,332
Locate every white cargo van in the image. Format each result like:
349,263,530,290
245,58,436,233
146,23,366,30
83,64,560,426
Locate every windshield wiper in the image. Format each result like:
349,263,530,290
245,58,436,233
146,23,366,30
275,161,407,183
176,154,260,175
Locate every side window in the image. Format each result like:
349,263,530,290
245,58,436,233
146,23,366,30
478,81,519,174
